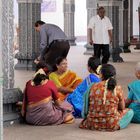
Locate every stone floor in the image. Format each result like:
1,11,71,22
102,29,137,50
4,45,140,140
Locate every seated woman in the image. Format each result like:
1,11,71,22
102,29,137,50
49,57,82,101
125,62,140,123
22,69,74,125
80,64,134,131
67,57,101,117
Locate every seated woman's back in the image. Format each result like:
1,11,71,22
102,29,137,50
80,64,134,131
26,80,58,103
67,57,101,117
22,69,74,125
89,81,123,116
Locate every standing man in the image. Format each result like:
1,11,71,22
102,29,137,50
87,6,113,64
34,20,70,71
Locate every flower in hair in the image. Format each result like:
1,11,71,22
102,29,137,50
103,79,109,104
96,65,102,75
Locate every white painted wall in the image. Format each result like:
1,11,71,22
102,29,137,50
41,0,87,36
75,0,87,36
41,0,64,30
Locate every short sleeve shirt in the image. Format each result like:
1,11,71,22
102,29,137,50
88,15,113,44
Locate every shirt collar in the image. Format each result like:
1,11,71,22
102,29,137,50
97,15,105,20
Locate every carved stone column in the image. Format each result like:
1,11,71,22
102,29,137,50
135,2,140,50
84,0,98,55
129,0,133,41
2,0,15,89
0,0,3,138
0,0,23,126
63,0,76,46
123,0,131,52
119,1,124,49
15,0,42,70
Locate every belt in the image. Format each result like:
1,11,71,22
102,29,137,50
54,39,68,42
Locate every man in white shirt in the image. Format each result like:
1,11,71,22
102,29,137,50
88,6,113,64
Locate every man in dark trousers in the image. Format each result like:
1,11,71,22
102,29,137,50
34,20,70,71
87,7,113,64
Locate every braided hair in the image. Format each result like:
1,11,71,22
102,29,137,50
101,64,116,91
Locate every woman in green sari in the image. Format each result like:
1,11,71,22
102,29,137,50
126,62,140,123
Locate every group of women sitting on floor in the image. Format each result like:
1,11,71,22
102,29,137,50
21,56,140,131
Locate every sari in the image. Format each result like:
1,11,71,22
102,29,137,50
80,81,133,131
22,80,73,126
67,73,100,117
49,70,82,101
127,80,140,123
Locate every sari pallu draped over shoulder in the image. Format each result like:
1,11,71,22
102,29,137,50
67,73,100,118
49,70,82,100
58,70,82,89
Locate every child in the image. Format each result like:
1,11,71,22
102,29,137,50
125,62,140,123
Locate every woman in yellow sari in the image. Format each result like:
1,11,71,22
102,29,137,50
49,57,82,101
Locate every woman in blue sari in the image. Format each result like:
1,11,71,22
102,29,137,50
126,62,140,123
67,57,101,117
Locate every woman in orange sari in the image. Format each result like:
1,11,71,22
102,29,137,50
22,69,74,125
49,57,82,101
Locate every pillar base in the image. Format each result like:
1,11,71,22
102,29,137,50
67,37,76,46
83,44,93,55
120,42,131,53
134,42,140,50
15,59,36,70
111,47,124,62
3,88,23,126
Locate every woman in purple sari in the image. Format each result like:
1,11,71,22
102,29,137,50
22,69,74,125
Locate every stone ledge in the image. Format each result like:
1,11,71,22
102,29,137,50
3,88,23,126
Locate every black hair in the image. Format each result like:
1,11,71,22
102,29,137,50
36,61,51,75
88,56,101,74
101,64,117,91
33,73,48,86
55,57,66,65
53,57,66,71
35,20,46,27
98,6,105,11
36,61,48,71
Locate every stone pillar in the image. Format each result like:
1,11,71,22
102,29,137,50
2,0,15,89
63,0,76,46
84,0,98,55
86,0,98,23
122,0,131,52
0,0,3,138
135,2,140,50
98,0,124,62
0,0,23,126
15,0,42,70
119,1,124,48
129,0,133,41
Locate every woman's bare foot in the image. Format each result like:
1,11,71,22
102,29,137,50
64,114,74,124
